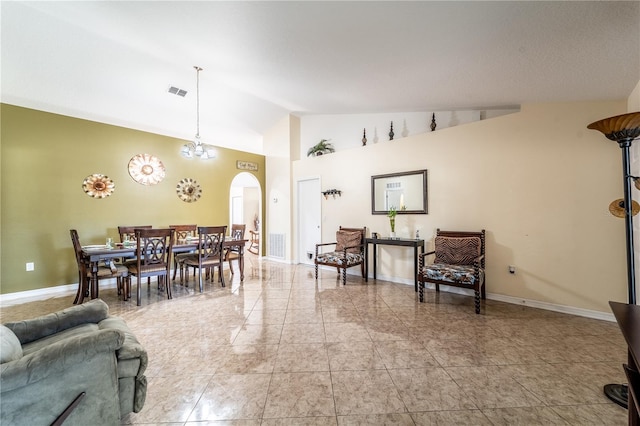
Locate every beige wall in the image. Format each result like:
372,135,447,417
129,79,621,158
0,104,265,294
292,100,629,314
264,115,300,260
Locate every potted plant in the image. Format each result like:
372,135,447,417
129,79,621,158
388,206,397,238
307,139,335,157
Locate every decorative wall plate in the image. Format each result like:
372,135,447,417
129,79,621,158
176,178,202,203
128,153,165,185
82,174,115,198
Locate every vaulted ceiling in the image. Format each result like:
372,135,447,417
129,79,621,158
2,1,639,154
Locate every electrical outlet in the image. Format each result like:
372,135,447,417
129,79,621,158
26,262,35,272
508,265,516,274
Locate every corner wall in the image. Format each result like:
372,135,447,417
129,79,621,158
293,100,628,314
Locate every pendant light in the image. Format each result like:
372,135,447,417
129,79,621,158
181,66,216,159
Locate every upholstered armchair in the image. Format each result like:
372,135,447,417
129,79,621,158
1,299,147,425
418,229,486,314
314,226,366,285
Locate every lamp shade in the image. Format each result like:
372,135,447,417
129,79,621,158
587,112,640,142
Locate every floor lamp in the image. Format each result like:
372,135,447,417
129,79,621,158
588,111,640,409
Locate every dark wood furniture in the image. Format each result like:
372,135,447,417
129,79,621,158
314,226,366,285
125,228,175,306
364,236,425,291
71,229,128,304
81,238,247,304
418,229,486,314
248,230,260,254
81,246,135,304
169,224,197,280
225,224,246,275
610,301,640,425
117,225,152,244
181,226,227,292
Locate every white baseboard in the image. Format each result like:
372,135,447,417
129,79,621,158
2,268,616,322
368,273,615,322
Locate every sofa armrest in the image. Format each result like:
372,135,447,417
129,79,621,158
99,316,148,377
4,299,109,344
0,328,123,392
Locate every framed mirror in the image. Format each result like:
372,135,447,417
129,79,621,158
371,169,428,215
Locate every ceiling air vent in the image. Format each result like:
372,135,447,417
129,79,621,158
168,86,187,97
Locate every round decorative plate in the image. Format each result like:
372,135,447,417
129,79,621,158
82,174,115,198
176,178,202,203
128,153,165,185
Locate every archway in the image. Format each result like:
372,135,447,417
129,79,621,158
229,172,262,255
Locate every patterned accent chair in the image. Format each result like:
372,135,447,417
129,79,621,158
314,227,366,285
418,229,486,314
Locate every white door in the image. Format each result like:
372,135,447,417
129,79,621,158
297,178,321,265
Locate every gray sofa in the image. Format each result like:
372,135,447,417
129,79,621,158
0,299,147,425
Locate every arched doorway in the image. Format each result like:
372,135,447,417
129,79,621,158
229,172,262,255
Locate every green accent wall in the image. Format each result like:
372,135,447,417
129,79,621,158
0,104,265,295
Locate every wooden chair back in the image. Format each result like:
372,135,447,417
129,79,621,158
118,225,152,243
197,226,227,262
169,224,197,243
134,228,174,269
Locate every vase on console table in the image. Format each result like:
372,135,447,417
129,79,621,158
389,232,396,239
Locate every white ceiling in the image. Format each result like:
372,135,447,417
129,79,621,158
2,1,639,154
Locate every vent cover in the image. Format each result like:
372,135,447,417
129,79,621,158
168,86,187,97
269,233,285,258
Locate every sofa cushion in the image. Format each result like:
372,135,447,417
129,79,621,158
434,236,481,265
0,325,23,363
4,298,109,344
21,324,99,356
335,230,362,253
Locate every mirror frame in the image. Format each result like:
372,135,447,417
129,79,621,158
371,169,428,215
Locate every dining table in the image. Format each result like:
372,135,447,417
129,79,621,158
79,238,247,304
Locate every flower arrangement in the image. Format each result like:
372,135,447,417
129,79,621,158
388,206,397,233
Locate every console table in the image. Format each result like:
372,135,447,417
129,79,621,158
364,237,425,291
610,301,640,425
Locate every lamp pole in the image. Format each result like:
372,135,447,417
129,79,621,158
588,111,640,410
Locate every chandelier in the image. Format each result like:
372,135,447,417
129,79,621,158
181,66,216,159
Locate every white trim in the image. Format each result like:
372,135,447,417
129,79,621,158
2,270,616,322
368,273,615,322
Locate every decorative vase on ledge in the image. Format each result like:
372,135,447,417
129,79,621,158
388,206,397,239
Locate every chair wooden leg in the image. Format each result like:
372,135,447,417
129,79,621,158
474,290,481,314
315,263,318,279
418,281,425,302
220,265,225,287
137,275,142,306
166,275,172,299
229,258,235,275
342,268,346,285
198,267,204,293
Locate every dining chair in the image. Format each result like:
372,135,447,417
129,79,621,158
117,225,153,245
181,226,226,292
124,228,175,306
70,229,128,303
224,224,246,275
169,224,197,281
248,230,260,255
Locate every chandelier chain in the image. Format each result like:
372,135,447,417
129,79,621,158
194,66,202,139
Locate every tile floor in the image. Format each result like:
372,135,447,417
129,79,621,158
0,257,629,425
